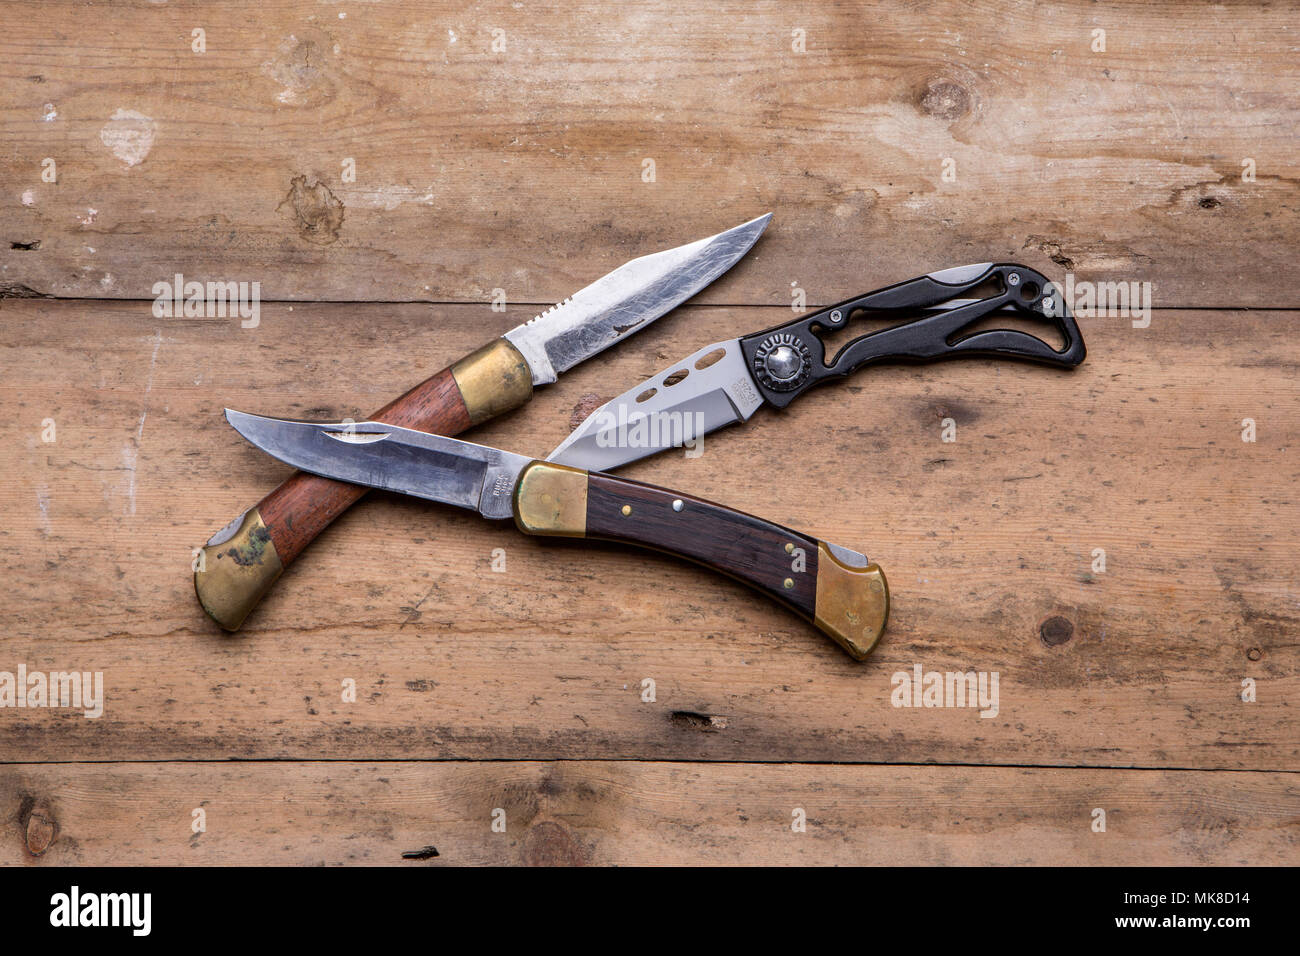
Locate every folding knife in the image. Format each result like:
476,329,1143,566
548,263,1086,471
195,214,771,630
225,411,890,661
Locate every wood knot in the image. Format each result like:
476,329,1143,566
1039,615,1074,647
19,798,57,856
918,79,971,121
1198,196,1222,210
522,821,588,866
278,174,345,245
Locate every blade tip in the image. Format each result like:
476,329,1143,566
743,211,773,235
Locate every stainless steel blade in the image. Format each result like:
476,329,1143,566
546,338,765,471
503,213,771,386
545,261,1013,472
224,410,530,520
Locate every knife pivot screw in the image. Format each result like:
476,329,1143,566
829,309,843,324
753,333,812,392
672,499,683,512
1007,272,1021,286
621,505,632,516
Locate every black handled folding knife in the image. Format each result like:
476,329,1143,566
548,263,1085,470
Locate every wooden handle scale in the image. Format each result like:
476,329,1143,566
194,339,532,630
513,463,890,660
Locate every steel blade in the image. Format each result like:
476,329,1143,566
546,338,766,471
224,410,530,520
504,213,771,385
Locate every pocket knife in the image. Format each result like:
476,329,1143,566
196,214,772,630
549,263,1086,471
225,411,891,661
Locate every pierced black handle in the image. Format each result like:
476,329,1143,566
740,263,1086,408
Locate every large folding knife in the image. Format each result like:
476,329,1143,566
549,263,1086,470
226,411,890,660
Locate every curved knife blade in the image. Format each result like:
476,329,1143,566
225,410,530,520
504,213,771,385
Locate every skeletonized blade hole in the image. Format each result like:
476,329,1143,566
635,387,658,404
663,369,689,387
946,310,1065,350
694,347,727,371
815,310,920,367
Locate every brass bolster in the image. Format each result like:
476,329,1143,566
450,338,534,425
193,507,284,631
513,462,589,537
814,543,889,660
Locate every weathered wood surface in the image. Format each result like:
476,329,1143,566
1,0,1297,867
2,299,1295,768
1,1,1297,307
3,761,1295,865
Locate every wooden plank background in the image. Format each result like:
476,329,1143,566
1,0,1297,307
0,0,1296,865
4,763,1294,865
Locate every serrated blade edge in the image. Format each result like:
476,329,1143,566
503,213,770,385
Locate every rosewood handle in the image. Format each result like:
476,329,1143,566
512,463,890,660
194,339,532,630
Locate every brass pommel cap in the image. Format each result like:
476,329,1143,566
193,507,284,631
813,543,889,660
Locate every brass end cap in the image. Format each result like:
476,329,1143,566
813,542,890,660
193,507,284,631
513,461,589,536
450,338,534,425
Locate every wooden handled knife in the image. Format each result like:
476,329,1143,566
194,214,771,630
223,411,889,660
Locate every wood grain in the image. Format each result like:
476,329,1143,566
1,299,1294,768
2,761,1294,865
1,0,1297,865
0,1,1296,307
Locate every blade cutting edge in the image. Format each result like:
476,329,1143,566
224,410,530,520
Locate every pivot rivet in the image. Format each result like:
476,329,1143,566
783,578,795,589
784,542,795,553
672,499,683,512
621,505,632,516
